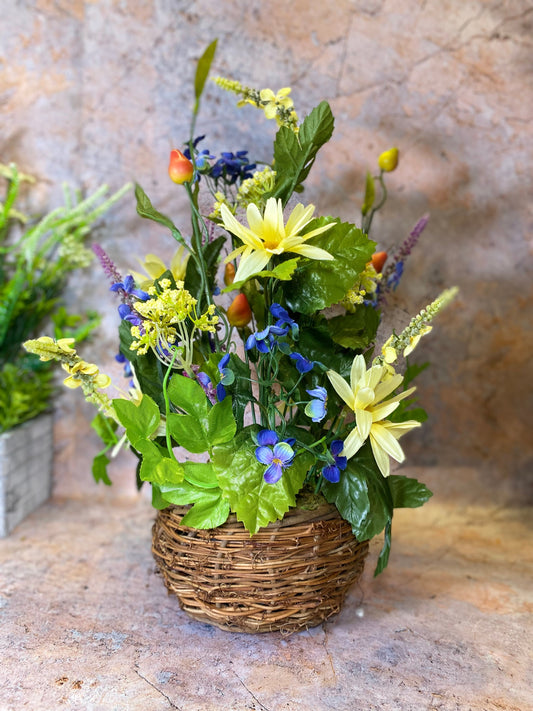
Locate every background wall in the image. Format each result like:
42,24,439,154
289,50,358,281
1,0,531,503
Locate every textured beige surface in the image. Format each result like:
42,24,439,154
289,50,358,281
0,467,531,711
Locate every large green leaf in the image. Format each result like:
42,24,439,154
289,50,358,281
168,373,209,420
183,461,219,488
113,395,161,447
284,218,375,315
136,439,185,487
326,306,380,351
322,460,371,539
267,101,335,205
388,475,433,508
206,396,237,446
212,429,313,534
159,478,230,529
166,412,209,453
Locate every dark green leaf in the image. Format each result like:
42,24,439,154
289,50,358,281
194,39,218,105
91,413,118,447
267,101,335,204
180,495,230,529
374,520,392,576
284,218,375,315
327,306,380,350
388,475,433,508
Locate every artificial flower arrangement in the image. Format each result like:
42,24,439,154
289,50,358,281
24,41,456,578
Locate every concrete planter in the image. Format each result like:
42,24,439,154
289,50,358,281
0,413,54,537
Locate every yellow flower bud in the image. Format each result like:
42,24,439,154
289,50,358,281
378,147,399,173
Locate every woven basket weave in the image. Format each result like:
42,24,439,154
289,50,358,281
152,501,369,634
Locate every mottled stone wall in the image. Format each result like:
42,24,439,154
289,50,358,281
1,1,531,502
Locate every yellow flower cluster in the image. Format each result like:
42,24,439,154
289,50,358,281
343,263,382,310
213,77,299,132
209,166,277,221
23,337,113,415
129,280,219,370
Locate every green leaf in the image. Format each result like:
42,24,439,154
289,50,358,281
151,483,170,510
194,39,218,106
136,439,185,486
181,495,230,529
361,171,375,216
284,218,375,315
212,429,313,534
206,396,237,446
388,475,433,508
322,461,371,538
224,258,301,292
113,395,161,447
184,235,225,304
166,413,209,453
183,461,219,488
92,453,112,486
91,413,118,447
134,183,183,241
374,520,392,577
267,101,335,204
327,306,380,350
168,373,209,419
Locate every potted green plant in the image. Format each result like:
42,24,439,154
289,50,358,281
0,163,129,536
24,42,457,633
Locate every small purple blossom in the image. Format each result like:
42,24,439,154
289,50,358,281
255,430,295,484
92,243,124,287
378,214,429,302
196,371,217,405
321,440,347,483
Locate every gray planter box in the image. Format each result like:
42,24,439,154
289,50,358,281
0,413,54,537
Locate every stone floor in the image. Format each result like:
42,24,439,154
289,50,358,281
0,467,531,711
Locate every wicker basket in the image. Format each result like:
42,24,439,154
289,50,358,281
152,501,369,634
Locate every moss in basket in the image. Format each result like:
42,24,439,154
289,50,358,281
0,163,129,434
23,40,457,575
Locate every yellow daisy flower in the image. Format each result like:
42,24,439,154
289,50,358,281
130,246,190,290
220,198,334,283
326,354,421,477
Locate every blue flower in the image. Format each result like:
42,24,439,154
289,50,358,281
304,386,327,422
290,352,315,374
255,429,295,484
211,151,256,184
115,352,133,380
216,353,234,400
321,440,347,483
386,261,404,291
184,136,215,174
110,275,150,301
270,303,299,338
117,303,143,326
245,325,288,353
